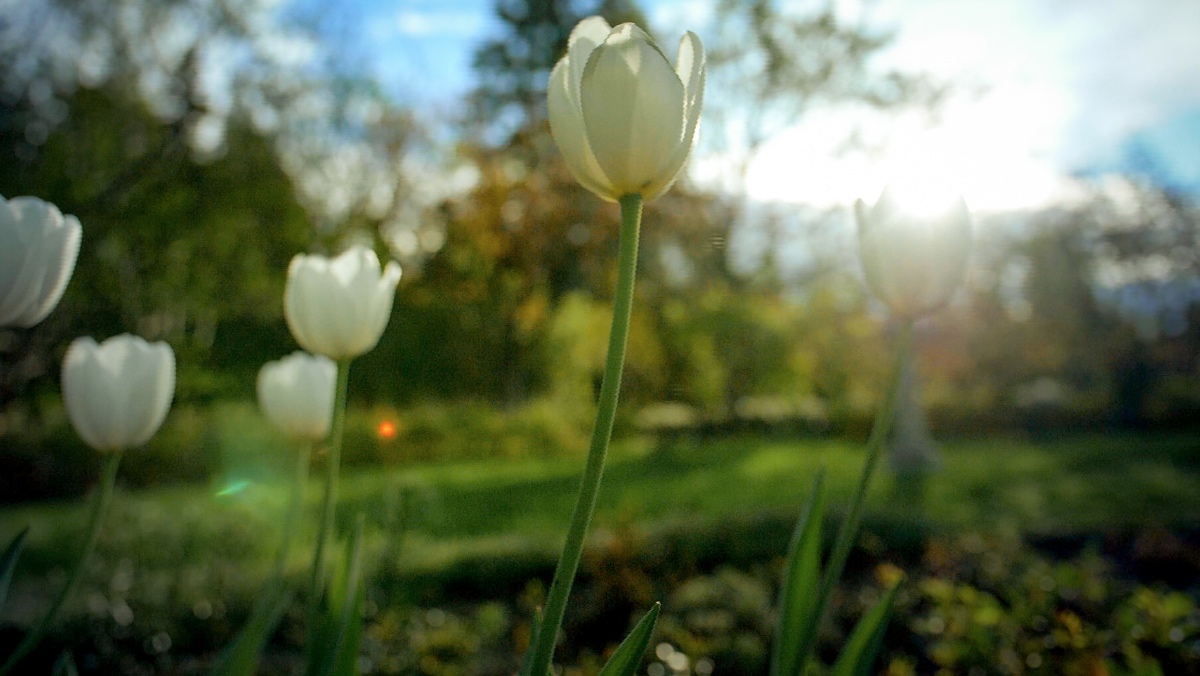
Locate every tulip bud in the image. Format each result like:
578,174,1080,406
284,245,401,360
62,334,176,452
257,351,336,441
0,196,82,328
548,17,705,202
854,189,972,318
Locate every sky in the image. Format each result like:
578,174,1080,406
341,0,1200,213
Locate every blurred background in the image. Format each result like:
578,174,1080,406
1,0,1199,673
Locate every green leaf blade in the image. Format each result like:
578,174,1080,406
310,516,366,676
597,603,661,676
0,526,29,611
771,471,827,676
210,583,293,676
830,579,901,676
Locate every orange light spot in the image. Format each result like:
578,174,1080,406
377,420,397,440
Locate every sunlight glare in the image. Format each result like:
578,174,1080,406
731,82,1073,213
215,480,251,497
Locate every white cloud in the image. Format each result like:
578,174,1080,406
377,9,489,39
865,0,1200,171
687,0,1200,209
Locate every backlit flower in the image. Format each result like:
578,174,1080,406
548,17,705,202
855,189,972,318
257,352,336,441
0,196,81,328
62,335,176,452
284,245,401,360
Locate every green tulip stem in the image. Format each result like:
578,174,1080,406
799,318,914,671
0,452,121,676
307,358,351,646
524,193,643,676
272,441,311,582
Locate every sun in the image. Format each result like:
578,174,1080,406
732,82,1072,213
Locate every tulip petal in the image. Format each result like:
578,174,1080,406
125,342,175,447
548,59,617,200
285,256,323,355
22,214,81,328
581,24,686,196
0,201,22,310
566,16,613,113
62,338,106,451
0,199,53,326
365,261,402,352
642,31,706,199
7,199,81,328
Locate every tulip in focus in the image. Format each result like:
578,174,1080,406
854,188,972,318
548,17,705,202
62,334,176,452
284,245,401,360
257,351,337,441
0,195,82,328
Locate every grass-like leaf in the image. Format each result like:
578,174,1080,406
210,583,293,676
309,516,365,676
597,602,661,676
0,526,29,611
51,651,78,676
771,471,826,676
829,579,901,676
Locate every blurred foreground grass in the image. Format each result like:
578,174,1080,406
1,430,1197,673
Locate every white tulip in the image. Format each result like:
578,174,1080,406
855,189,972,318
548,17,705,202
284,245,401,360
257,351,336,442
62,334,176,452
0,196,82,328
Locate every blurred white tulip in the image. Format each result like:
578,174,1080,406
284,245,401,360
0,196,82,328
62,334,176,452
257,351,336,441
855,189,972,318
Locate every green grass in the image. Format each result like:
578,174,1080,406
2,430,1198,609
347,430,1200,543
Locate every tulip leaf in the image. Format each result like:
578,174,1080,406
829,579,901,676
596,603,661,676
771,472,826,676
210,581,293,676
309,517,365,676
52,651,79,676
0,526,29,611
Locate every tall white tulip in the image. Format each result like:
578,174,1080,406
855,188,972,318
284,245,401,360
62,334,176,452
0,196,82,328
257,351,336,442
548,17,705,202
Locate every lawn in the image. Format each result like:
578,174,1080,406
2,430,1198,673
3,430,1198,587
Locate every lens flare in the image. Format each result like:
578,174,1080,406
378,420,397,440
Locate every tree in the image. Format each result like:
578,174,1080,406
0,0,423,404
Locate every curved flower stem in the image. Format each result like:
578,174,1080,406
0,453,121,676
523,193,644,676
798,318,914,672
307,359,351,651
